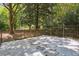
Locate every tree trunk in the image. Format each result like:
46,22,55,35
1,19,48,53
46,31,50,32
9,3,14,34
35,4,39,30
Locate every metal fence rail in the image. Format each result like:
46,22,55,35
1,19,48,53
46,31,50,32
43,25,79,38
0,25,79,44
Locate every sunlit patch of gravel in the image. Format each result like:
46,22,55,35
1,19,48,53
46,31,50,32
0,35,79,56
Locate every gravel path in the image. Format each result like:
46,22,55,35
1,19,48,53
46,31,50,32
0,35,79,56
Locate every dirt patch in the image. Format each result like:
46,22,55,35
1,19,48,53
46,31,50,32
0,33,14,42
0,30,44,42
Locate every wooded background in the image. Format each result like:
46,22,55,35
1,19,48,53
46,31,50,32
0,3,79,41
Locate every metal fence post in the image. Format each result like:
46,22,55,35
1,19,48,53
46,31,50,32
0,30,2,46
63,24,64,38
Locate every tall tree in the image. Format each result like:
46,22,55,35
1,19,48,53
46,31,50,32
35,4,39,30
3,3,14,34
3,3,25,34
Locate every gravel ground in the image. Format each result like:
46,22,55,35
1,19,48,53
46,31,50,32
0,35,79,56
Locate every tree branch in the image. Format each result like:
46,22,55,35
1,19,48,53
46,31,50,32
14,4,19,13
12,4,17,9
15,4,26,14
3,3,9,10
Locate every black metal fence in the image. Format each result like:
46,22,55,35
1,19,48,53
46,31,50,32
43,25,79,39
0,24,79,45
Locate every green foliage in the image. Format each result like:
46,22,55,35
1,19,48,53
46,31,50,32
0,5,9,31
0,20,9,31
64,5,79,28
0,3,79,31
